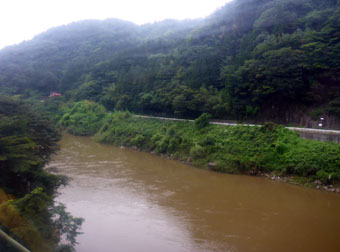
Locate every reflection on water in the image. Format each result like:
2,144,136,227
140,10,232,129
51,134,340,252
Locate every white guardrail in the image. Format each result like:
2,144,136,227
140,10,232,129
134,115,340,135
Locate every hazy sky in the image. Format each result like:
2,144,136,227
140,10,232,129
0,0,232,49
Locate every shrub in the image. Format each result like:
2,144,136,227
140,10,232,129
156,137,169,154
190,145,206,160
194,113,211,129
130,134,145,147
59,100,107,136
316,170,340,184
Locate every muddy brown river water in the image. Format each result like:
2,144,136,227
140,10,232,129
51,134,340,252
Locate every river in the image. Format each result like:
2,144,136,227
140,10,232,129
50,134,340,252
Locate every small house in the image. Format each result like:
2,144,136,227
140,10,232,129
49,92,62,97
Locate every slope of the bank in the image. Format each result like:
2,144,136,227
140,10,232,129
58,103,340,187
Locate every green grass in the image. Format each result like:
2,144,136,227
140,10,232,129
57,102,340,184
93,111,340,184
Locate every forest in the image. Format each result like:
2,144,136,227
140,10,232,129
0,0,339,126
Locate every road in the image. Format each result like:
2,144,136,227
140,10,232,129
135,115,340,136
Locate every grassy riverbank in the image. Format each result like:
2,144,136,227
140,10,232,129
97,112,340,185
59,102,340,186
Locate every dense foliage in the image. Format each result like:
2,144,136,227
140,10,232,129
95,111,340,184
59,100,107,136
54,100,340,184
0,0,339,125
0,96,82,252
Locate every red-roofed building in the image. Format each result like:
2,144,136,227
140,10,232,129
49,92,62,97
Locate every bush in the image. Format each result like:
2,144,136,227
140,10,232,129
316,170,340,184
190,145,206,160
194,113,211,129
155,137,169,154
130,134,145,147
59,100,107,136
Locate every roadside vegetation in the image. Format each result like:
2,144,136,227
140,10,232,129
59,101,340,185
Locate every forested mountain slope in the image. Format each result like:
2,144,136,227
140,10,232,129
0,0,339,126
0,19,200,93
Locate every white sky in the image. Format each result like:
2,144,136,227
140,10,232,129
0,0,232,49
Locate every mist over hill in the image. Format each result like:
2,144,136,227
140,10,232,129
0,0,339,126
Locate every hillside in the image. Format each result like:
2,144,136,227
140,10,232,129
0,0,339,127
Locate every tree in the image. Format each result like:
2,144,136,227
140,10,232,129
194,113,211,129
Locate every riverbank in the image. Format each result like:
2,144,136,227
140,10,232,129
148,153,340,193
58,102,340,191
146,149,340,193
94,112,340,189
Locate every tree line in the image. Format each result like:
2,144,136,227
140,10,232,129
0,0,339,124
